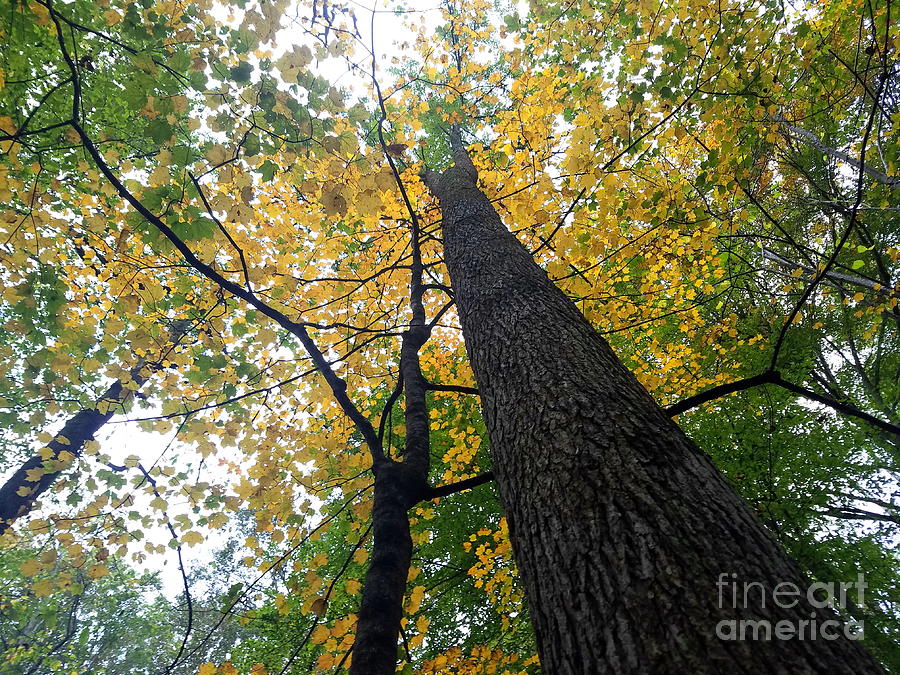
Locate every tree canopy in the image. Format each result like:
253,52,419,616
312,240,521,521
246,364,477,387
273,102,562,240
1,0,898,672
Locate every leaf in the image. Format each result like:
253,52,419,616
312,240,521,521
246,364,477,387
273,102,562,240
146,119,174,144
103,9,122,26
20,559,41,577
32,578,55,597
230,62,253,84
310,624,330,644
310,596,328,616
87,564,109,579
182,531,204,546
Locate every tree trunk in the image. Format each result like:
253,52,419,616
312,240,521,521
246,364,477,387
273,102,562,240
424,144,884,674
349,460,416,674
0,375,138,534
351,315,431,673
0,321,189,534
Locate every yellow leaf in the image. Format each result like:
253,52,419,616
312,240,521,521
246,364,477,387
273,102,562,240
311,624,330,645
199,664,218,675
32,579,55,597
87,564,109,579
182,531,204,547
406,585,425,614
345,578,361,595
149,496,168,511
20,559,41,577
103,9,122,26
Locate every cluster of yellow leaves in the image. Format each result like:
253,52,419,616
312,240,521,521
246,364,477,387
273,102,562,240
12,536,117,599
462,518,522,622
416,645,539,675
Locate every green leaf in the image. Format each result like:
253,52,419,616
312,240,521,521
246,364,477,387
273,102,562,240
258,160,278,182
230,61,252,83
146,119,174,144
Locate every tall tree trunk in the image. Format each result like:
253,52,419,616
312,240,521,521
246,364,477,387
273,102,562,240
424,141,883,674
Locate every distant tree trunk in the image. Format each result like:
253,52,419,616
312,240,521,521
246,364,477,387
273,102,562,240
424,140,884,674
0,321,188,534
0,375,142,534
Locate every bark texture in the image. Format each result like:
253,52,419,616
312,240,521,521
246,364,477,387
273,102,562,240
424,146,884,674
349,460,418,674
350,249,431,673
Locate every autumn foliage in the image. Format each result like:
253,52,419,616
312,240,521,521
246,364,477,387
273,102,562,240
1,0,898,672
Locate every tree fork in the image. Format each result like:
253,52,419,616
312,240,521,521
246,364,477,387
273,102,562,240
423,137,884,673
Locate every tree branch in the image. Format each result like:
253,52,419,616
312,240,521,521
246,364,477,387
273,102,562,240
425,382,479,396
424,471,494,499
667,370,900,436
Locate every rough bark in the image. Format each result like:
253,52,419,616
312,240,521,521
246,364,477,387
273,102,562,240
424,144,884,674
349,460,418,674
350,228,432,673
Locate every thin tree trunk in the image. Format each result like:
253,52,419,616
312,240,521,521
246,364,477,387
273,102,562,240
350,460,417,673
350,221,432,673
424,139,884,674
